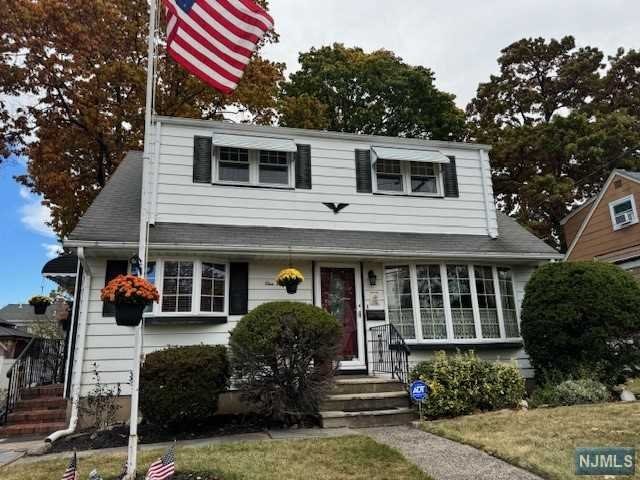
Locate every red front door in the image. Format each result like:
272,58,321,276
320,267,358,361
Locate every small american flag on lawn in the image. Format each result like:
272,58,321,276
162,0,274,94
61,451,79,480
145,444,177,480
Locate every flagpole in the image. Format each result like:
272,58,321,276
126,0,158,477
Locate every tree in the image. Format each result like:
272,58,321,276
1,0,283,238
521,261,640,385
280,43,465,140
468,36,640,249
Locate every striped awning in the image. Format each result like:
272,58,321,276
372,146,450,164
212,133,297,152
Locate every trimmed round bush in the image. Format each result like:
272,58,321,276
410,351,525,418
530,379,610,407
229,301,342,424
521,261,640,385
140,345,230,430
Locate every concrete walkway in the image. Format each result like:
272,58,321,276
362,425,543,480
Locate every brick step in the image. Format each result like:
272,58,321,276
20,384,64,399
332,377,407,395
8,408,67,424
0,421,66,437
320,407,417,428
14,397,66,411
322,390,409,412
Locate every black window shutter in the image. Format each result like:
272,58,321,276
229,263,249,316
443,156,459,198
295,144,312,189
193,136,212,183
102,260,129,317
355,149,372,193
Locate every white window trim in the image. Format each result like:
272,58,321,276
608,194,638,231
371,155,444,197
145,258,230,317
213,147,294,188
383,262,522,344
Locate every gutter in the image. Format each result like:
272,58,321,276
46,247,92,444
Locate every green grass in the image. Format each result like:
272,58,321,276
1,436,432,480
422,402,640,480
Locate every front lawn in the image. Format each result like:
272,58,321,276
422,402,640,480
2,436,431,480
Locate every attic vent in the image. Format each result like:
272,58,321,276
614,179,623,189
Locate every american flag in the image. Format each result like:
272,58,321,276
145,445,177,480
162,0,274,94
61,451,79,480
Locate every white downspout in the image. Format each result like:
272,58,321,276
46,247,92,443
479,148,499,239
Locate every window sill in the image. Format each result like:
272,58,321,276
211,182,294,191
404,339,523,350
613,220,638,231
373,192,444,199
145,315,227,326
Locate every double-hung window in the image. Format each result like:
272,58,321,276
375,159,442,195
216,147,292,187
384,264,521,343
145,260,228,316
609,195,638,230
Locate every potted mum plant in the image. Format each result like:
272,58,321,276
28,295,52,315
100,275,159,327
276,268,304,294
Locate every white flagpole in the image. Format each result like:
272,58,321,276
126,0,158,477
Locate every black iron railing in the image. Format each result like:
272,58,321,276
1,338,66,425
368,324,411,385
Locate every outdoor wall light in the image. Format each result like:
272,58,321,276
129,254,142,276
368,270,377,287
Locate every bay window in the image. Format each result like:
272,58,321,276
143,259,228,316
384,264,521,342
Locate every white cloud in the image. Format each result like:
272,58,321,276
42,243,63,259
19,191,55,238
18,186,30,199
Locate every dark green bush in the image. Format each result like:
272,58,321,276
530,379,610,407
140,345,230,430
521,261,640,385
410,351,525,418
229,301,342,424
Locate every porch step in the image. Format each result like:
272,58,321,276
0,421,66,437
322,391,409,412
14,397,66,411
8,408,67,424
332,377,407,395
320,407,417,428
20,384,64,399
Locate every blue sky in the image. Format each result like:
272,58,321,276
0,156,62,307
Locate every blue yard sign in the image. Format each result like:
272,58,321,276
410,380,429,402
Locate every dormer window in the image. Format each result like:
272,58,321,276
218,147,249,182
214,147,293,187
259,150,289,185
609,195,638,231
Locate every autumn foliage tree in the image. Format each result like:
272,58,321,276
468,36,640,249
0,0,283,238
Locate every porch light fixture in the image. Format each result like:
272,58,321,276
368,270,377,287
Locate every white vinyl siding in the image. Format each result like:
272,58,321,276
152,123,497,236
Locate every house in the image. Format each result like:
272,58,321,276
21,117,560,432
0,321,31,390
562,169,640,280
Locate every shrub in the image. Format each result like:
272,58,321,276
229,301,342,424
521,261,640,385
140,345,230,430
530,379,610,407
80,363,125,431
410,351,525,418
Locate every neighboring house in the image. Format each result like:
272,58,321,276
562,169,640,280
0,321,31,390
61,117,560,420
0,304,56,334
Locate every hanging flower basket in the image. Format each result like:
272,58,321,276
100,275,159,327
276,268,304,295
28,295,52,315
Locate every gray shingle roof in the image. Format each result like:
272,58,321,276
0,322,31,338
67,151,560,258
0,304,55,323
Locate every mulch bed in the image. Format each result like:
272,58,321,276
48,415,320,454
